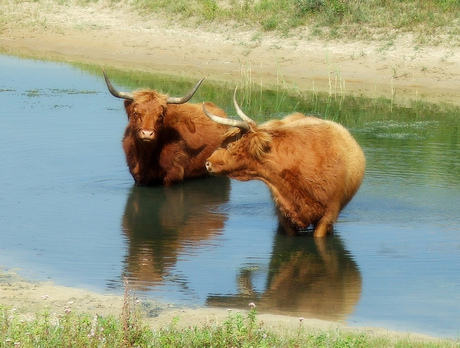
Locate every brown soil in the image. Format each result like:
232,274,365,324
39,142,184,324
0,0,458,342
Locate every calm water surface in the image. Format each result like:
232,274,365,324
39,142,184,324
0,55,459,338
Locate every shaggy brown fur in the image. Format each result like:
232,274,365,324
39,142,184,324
122,90,228,185
206,114,366,237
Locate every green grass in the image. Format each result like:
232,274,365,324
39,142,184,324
90,63,460,125
128,0,460,43
2,0,459,48
1,281,458,348
2,304,458,348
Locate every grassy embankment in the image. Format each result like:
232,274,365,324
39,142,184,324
1,292,458,348
133,0,460,44
101,0,460,112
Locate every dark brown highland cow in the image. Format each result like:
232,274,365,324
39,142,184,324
103,70,228,185
203,88,366,237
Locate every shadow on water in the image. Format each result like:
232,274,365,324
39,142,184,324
120,177,230,290
1,55,459,338
206,232,362,321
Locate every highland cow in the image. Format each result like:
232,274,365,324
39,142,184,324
103,70,228,185
203,88,365,237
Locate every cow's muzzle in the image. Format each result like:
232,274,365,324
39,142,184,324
139,130,155,141
205,161,213,173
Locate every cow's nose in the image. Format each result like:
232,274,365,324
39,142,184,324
139,129,155,140
205,161,212,172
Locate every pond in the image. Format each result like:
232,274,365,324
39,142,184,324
0,54,459,339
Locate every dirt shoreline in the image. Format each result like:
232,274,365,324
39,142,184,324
1,0,459,106
0,269,446,342
0,0,458,342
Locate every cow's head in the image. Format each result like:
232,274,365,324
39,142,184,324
203,88,272,177
103,69,204,143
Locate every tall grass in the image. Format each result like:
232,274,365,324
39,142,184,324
86,62,460,128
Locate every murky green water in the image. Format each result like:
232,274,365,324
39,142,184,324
0,55,459,338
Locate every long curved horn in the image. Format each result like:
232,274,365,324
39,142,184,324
233,87,256,125
102,69,134,100
202,103,250,131
167,77,205,104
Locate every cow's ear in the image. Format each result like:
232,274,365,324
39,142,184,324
124,99,133,109
124,100,134,119
249,132,271,161
184,118,196,133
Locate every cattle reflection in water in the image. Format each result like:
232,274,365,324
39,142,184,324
121,177,230,290
206,231,362,321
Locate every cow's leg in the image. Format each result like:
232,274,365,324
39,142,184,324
161,149,187,185
163,165,185,185
275,209,301,236
313,204,340,238
313,221,333,238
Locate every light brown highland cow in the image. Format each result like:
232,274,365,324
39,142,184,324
203,88,365,237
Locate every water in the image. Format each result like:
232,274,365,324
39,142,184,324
0,55,459,339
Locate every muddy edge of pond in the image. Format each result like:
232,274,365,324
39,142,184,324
0,1,459,106
0,269,445,342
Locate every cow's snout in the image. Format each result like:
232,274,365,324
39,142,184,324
139,129,155,141
205,160,213,173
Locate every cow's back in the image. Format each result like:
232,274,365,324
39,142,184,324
315,119,365,208
267,116,365,210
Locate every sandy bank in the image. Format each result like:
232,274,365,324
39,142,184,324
1,0,459,106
